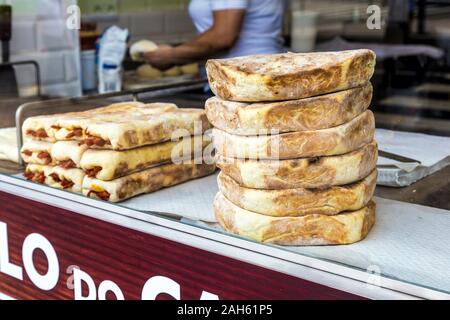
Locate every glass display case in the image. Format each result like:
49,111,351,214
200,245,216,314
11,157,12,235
0,82,449,300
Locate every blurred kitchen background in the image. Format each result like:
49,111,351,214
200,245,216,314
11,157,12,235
1,0,450,135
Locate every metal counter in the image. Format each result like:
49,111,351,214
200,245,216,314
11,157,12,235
1,173,448,300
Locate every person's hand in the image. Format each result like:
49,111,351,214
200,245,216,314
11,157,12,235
142,44,175,70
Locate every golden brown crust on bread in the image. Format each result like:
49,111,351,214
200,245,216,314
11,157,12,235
80,136,210,181
214,192,376,245
206,50,376,102
55,107,211,150
22,102,149,142
216,141,378,189
205,84,372,135
83,161,216,202
24,164,85,193
218,170,377,217
22,102,213,150
21,141,55,166
213,110,375,159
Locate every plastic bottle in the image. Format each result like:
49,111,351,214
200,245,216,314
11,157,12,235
96,26,128,94
100,63,121,93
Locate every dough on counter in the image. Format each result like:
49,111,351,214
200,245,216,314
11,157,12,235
130,40,158,61
163,66,182,77
0,127,19,163
180,63,199,75
136,64,163,79
214,192,376,246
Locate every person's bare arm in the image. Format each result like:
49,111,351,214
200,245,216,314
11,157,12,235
144,9,245,69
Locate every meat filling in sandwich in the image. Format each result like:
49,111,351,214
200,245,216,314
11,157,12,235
26,128,49,139
48,173,75,189
20,141,54,166
58,159,77,169
82,160,216,202
51,141,88,169
24,170,46,184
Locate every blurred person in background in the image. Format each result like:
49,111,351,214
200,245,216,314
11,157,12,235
385,0,413,43
144,0,285,70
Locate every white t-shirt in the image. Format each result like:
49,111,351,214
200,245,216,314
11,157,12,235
188,0,285,59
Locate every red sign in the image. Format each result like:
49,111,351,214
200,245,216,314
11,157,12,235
0,191,361,300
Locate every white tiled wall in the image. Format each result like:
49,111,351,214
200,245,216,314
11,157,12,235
10,18,36,54
130,13,165,37
164,10,196,35
85,10,198,46
6,0,82,97
36,19,76,52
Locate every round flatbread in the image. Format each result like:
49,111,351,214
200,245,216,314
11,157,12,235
213,110,375,159
214,192,376,246
206,49,376,102
205,83,372,135
130,40,158,61
162,66,181,77
218,170,377,217
180,63,199,75
216,141,378,189
136,64,163,79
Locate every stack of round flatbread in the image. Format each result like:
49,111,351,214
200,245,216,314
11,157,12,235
205,49,378,246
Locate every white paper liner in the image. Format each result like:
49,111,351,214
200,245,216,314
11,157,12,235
182,196,450,295
376,129,450,187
